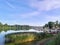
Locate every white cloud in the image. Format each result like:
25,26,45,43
45,15,60,21
20,11,40,18
28,0,60,11
8,11,40,19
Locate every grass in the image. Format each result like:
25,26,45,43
5,33,36,45
5,33,53,45
45,33,60,45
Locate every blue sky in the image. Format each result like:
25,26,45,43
0,0,60,26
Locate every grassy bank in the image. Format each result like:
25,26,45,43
5,33,37,45
5,33,53,45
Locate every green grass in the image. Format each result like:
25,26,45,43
45,33,60,45
45,39,55,45
5,33,53,45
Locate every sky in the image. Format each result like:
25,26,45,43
0,0,60,26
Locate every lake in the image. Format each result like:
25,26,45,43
0,30,41,45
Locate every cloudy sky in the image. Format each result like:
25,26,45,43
0,0,60,26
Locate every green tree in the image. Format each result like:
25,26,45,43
44,24,48,27
48,22,54,29
3,23,8,31
0,22,3,31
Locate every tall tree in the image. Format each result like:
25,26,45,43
48,22,54,29
44,24,48,27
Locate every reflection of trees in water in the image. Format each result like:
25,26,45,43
0,22,30,32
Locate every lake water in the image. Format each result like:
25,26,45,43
0,31,5,45
0,30,41,45
0,30,22,45
0,31,12,45
0,30,26,45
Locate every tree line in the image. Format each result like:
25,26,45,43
43,20,60,29
0,22,30,31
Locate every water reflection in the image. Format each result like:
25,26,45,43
0,30,18,45
0,31,5,45
0,30,16,45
